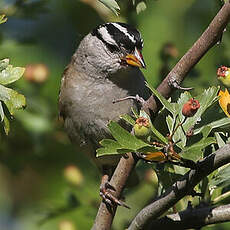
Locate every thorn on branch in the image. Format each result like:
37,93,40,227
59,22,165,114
168,73,193,90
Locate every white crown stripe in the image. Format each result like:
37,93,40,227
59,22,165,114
98,26,118,46
111,23,136,44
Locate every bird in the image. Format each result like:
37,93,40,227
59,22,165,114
59,22,150,207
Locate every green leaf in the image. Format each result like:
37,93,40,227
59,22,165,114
0,15,7,24
194,117,230,135
100,139,121,148
209,164,230,189
139,110,168,144
181,137,216,161
164,91,191,148
108,121,150,150
201,125,213,139
171,87,219,148
156,164,182,190
136,1,147,14
0,59,9,72
131,107,139,118
0,101,10,135
120,114,135,126
0,64,25,85
98,0,120,15
182,86,219,133
0,59,26,134
215,132,226,148
3,115,10,135
96,139,124,157
0,84,26,115
146,83,176,115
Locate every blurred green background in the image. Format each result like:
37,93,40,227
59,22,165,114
0,0,230,229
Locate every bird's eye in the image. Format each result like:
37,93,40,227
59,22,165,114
106,43,120,53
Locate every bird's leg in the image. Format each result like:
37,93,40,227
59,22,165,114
99,174,130,209
112,94,146,108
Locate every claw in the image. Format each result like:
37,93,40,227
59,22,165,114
100,175,130,209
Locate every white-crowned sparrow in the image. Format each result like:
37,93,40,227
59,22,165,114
59,22,149,206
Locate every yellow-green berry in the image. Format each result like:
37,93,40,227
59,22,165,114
134,117,151,137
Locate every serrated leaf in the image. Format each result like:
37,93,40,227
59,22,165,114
0,59,9,72
0,84,26,115
209,164,230,189
136,2,147,14
108,121,150,150
164,91,191,148
172,87,220,148
146,83,176,115
194,117,230,135
98,0,120,15
0,15,7,24
96,145,121,157
120,114,135,126
181,137,216,161
0,65,25,85
99,139,122,148
97,139,133,157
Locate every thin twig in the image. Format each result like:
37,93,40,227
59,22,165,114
128,143,230,230
147,204,230,229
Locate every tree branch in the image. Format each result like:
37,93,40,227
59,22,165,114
91,153,138,230
143,1,230,113
92,2,230,230
147,204,230,229
128,143,230,230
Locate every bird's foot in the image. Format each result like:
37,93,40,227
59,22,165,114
112,94,146,107
99,175,130,209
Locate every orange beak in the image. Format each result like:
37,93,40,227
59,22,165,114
125,47,146,68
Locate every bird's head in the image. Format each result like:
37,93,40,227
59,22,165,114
90,22,146,72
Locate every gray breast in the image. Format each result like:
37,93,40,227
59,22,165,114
60,65,148,144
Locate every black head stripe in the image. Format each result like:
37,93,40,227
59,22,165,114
105,23,136,52
115,22,143,49
91,22,143,53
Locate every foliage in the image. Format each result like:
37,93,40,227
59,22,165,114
0,14,7,24
98,0,120,16
97,85,230,207
98,0,147,16
0,17,26,134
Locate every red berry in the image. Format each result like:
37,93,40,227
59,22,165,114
182,98,200,117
